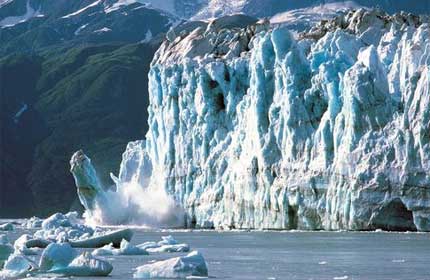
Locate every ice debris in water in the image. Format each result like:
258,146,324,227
38,243,113,276
20,212,133,249
39,243,78,272
0,235,14,267
133,251,208,279
69,228,133,248
0,253,37,279
137,236,190,253
22,217,43,229
48,252,113,277
70,149,184,227
13,235,40,256
92,239,148,256
0,223,14,231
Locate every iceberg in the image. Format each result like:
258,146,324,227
0,223,14,231
0,235,14,267
48,252,113,277
22,217,43,229
13,235,40,255
133,251,208,278
137,236,190,253
136,236,190,253
146,243,190,253
72,10,430,231
0,253,37,279
70,149,184,227
92,239,148,256
38,243,113,277
39,243,77,272
69,228,133,248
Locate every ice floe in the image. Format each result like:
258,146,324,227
133,251,208,278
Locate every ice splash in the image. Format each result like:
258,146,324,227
70,148,184,227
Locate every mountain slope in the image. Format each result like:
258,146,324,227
0,0,175,217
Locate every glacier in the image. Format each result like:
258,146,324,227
72,9,430,231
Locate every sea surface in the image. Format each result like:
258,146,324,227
2,221,430,280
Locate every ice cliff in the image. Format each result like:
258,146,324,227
73,10,430,231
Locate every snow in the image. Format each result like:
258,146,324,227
133,251,208,278
104,0,136,14
62,0,101,19
270,1,365,32
141,29,153,43
94,27,112,33
74,24,89,36
0,0,42,28
13,103,28,123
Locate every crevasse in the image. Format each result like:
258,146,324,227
75,10,430,231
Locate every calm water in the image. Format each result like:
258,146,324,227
3,223,430,280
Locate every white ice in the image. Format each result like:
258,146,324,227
133,251,208,278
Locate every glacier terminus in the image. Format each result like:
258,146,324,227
71,9,430,231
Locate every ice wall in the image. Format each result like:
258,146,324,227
104,10,430,230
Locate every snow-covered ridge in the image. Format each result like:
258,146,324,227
74,9,430,231
0,0,43,28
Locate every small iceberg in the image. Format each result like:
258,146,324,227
93,239,148,256
147,243,190,253
70,228,133,248
38,243,113,276
13,235,40,255
22,217,43,229
133,251,208,279
137,235,190,253
39,243,78,272
0,253,38,278
0,235,14,267
0,223,14,231
48,252,113,277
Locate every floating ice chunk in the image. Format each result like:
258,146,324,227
70,228,133,248
117,239,148,255
48,252,113,277
157,235,177,246
133,251,208,279
92,243,115,256
39,243,77,272
42,213,72,230
0,253,37,278
137,236,189,253
24,237,51,249
0,235,14,267
147,243,190,253
22,217,43,229
92,239,148,256
136,241,159,250
13,235,40,255
0,223,14,231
